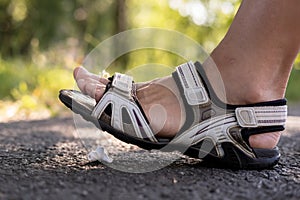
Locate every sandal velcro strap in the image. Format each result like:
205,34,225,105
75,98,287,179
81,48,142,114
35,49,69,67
111,72,133,98
235,105,287,128
176,61,209,105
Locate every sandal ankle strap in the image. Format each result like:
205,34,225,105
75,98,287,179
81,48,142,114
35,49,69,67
235,106,287,128
173,61,288,130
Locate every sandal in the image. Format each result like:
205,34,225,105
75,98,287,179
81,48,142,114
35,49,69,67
59,61,287,169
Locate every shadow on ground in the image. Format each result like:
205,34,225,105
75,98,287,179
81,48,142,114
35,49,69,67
0,117,299,200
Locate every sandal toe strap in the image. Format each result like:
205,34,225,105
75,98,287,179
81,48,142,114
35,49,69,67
91,73,158,143
111,72,133,97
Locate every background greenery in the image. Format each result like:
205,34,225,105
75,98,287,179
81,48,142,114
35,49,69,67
0,0,299,121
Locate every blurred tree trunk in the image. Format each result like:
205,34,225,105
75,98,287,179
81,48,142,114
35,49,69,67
114,0,129,71
116,0,127,33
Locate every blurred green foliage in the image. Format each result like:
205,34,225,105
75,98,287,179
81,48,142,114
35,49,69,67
0,0,120,57
0,0,299,120
286,68,300,102
0,58,74,119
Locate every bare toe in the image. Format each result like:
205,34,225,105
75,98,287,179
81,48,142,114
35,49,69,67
73,66,109,101
74,66,109,84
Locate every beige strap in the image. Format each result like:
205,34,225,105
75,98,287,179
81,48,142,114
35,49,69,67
235,105,287,128
111,73,133,98
92,73,158,143
176,61,209,105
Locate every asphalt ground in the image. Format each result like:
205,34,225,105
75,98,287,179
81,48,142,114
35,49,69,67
0,113,299,200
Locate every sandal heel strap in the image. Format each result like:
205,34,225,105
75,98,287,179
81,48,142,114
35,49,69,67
235,105,287,128
176,61,209,105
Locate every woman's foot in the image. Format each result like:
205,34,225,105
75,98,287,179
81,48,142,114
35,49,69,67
74,67,185,138
73,65,281,149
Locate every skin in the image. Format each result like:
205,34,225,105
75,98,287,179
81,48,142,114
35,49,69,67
74,0,300,149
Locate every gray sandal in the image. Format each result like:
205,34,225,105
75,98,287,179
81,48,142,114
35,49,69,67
59,61,287,169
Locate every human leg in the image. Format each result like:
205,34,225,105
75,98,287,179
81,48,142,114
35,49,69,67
206,0,300,148
208,0,300,105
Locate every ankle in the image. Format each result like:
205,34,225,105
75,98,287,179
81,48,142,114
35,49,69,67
204,52,285,105
225,86,282,105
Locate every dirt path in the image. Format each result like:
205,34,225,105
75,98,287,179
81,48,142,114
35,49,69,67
0,116,299,200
